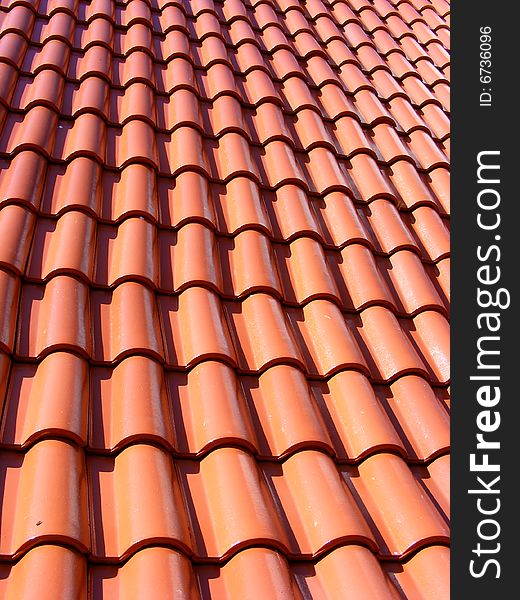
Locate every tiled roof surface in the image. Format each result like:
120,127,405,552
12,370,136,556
0,0,450,597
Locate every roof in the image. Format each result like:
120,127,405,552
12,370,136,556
0,0,450,597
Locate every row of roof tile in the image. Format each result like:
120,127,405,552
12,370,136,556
2,78,449,147
0,14,449,57
0,47,449,111
2,355,448,460
0,0,450,40
0,48,449,115
0,544,449,600
0,441,449,560
0,153,450,222
1,207,449,310
1,278,449,381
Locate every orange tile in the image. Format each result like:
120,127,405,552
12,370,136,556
228,293,303,371
271,48,305,81
0,545,87,600
180,447,289,558
386,375,450,460
117,50,154,89
307,54,340,87
2,352,88,448
0,440,89,558
347,452,449,556
293,545,402,599
265,450,377,555
406,205,450,261
160,222,221,293
407,310,450,382
386,249,446,314
16,69,66,113
0,151,45,208
202,63,238,101
433,256,450,301
317,189,370,247
163,89,202,132
407,129,449,170
17,276,89,359
334,114,374,157
91,548,197,599
171,361,257,456
0,204,35,274
269,184,320,241
352,89,393,125
313,370,405,461
116,118,157,168
281,75,319,113
199,547,299,600
92,282,162,363
427,166,451,213
210,95,244,137
104,163,158,222
1,5,36,35
336,243,395,310
421,454,450,517
389,159,437,210
81,19,114,54
372,123,411,163
223,229,282,297
159,171,216,229
71,75,109,119
305,146,350,193
96,217,158,287
348,153,395,202
90,356,173,452
251,101,291,146
261,140,306,188
60,113,107,163
234,41,266,75
2,106,58,156
211,132,260,181
293,108,335,151
89,444,193,560
42,158,102,216
167,126,208,175
217,177,271,235
160,287,236,368
289,300,368,376
359,305,428,380
118,82,156,126
386,545,450,599
276,236,340,304
0,32,29,71
365,198,418,255
245,365,332,457
28,211,96,282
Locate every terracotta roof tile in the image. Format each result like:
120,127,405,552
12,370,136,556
0,0,449,595
2,351,89,448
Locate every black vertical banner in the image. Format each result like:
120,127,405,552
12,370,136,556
452,0,517,597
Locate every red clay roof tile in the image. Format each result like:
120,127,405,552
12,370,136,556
171,360,257,455
2,351,88,448
0,544,88,599
92,282,163,362
0,0,449,595
90,356,173,452
0,439,90,559
0,203,35,273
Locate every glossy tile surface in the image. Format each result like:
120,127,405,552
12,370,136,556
0,0,449,597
